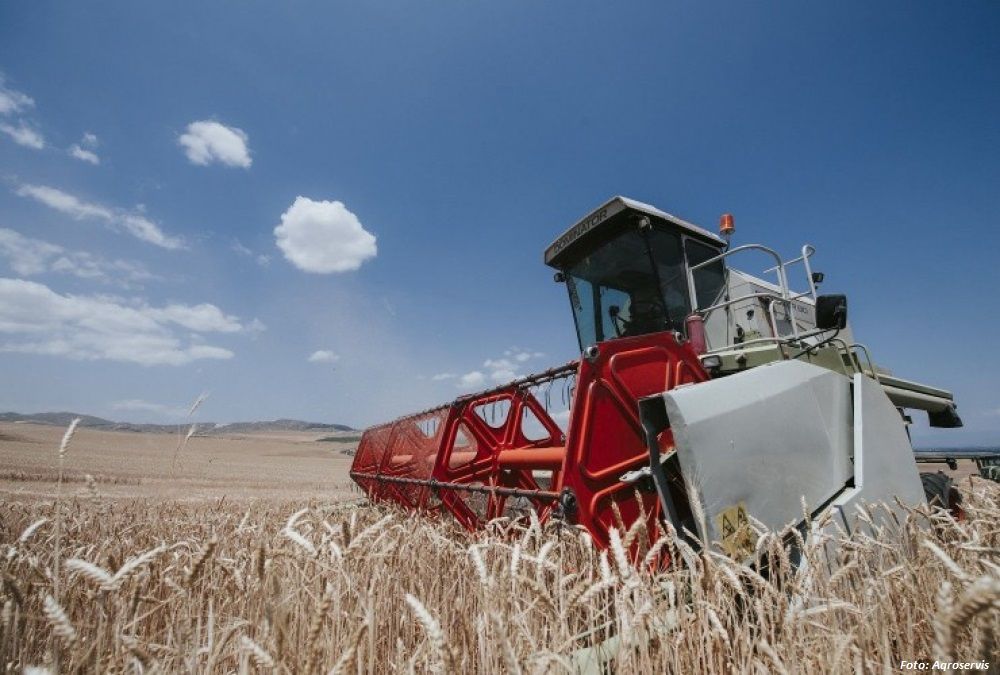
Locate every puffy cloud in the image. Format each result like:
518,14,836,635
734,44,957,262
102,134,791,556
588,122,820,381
430,373,456,381
274,197,377,273
0,277,253,366
308,350,340,363
68,132,99,164
0,121,44,149
14,183,183,250
0,228,155,285
178,120,252,168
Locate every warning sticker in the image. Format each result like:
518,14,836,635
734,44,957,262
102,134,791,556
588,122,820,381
716,502,754,560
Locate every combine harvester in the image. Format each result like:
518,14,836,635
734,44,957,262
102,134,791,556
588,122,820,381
351,196,993,554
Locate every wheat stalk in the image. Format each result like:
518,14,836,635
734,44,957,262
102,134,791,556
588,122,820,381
42,595,76,646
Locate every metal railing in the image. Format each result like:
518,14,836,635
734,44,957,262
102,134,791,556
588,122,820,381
688,243,881,382
689,243,820,349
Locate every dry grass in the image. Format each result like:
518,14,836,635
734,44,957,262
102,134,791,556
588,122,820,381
1,421,998,673
0,481,997,673
0,422,356,502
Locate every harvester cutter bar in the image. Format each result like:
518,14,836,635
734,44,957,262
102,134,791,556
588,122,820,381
349,471,562,501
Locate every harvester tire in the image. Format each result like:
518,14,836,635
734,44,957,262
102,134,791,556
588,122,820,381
920,471,961,512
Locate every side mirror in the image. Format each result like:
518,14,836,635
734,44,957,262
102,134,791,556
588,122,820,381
815,294,847,330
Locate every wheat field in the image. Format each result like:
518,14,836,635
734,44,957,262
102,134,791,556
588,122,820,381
1,424,998,673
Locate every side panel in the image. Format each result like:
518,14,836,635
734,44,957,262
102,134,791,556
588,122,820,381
825,373,926,535
663,360,854,546
560,333,708,548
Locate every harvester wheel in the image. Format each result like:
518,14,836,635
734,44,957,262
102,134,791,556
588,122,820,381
919,471,962,516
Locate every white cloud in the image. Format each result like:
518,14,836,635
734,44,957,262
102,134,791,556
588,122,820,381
69,145,99,164
0,228,155,286
119,213,182,249
551,409,572,431
232,238,271,267
0,277,252,366
274,196,377,273
14,183,183,250
484,357,516,371
111,399,187,417
503,348,545,362
68,133,100,165
490,368,517,383
0,75,44,151
245,318,267,336
146,304,243,333
0,121,44,149
178,120,252,168
308,350,340,364
445,347,548,389
231,240,253,257
15,184,112,220
0,76,34,116
0,229,61,275
457,371,485,389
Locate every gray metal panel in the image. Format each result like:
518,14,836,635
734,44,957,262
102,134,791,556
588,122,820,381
825,373,926,536
878,374,954,401
662,361,853,545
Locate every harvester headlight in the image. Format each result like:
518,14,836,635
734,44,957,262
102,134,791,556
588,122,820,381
701,355,722,371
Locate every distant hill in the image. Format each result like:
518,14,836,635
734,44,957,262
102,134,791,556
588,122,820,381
0,412,355,434
212,419,355,433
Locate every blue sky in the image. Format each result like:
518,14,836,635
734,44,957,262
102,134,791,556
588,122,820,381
0,1,997,446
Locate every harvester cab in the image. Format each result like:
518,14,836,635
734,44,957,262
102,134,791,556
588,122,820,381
545,197,726,349
547,197,851,371
351,195,985,560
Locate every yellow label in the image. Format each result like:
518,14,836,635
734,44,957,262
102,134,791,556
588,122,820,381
716,502,754,560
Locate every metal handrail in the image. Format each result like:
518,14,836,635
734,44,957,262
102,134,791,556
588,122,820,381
691,244,801,343
690,242,831,351
690,244,791,300
763,244,818,302
850,343,880,381
827,337,861,378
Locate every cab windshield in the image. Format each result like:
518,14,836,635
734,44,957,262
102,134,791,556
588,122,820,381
563,228,694,349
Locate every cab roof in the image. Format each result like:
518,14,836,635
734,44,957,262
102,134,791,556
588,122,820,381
544,196,726,267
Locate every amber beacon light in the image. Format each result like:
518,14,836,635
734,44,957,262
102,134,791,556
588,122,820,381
719,213,735,237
